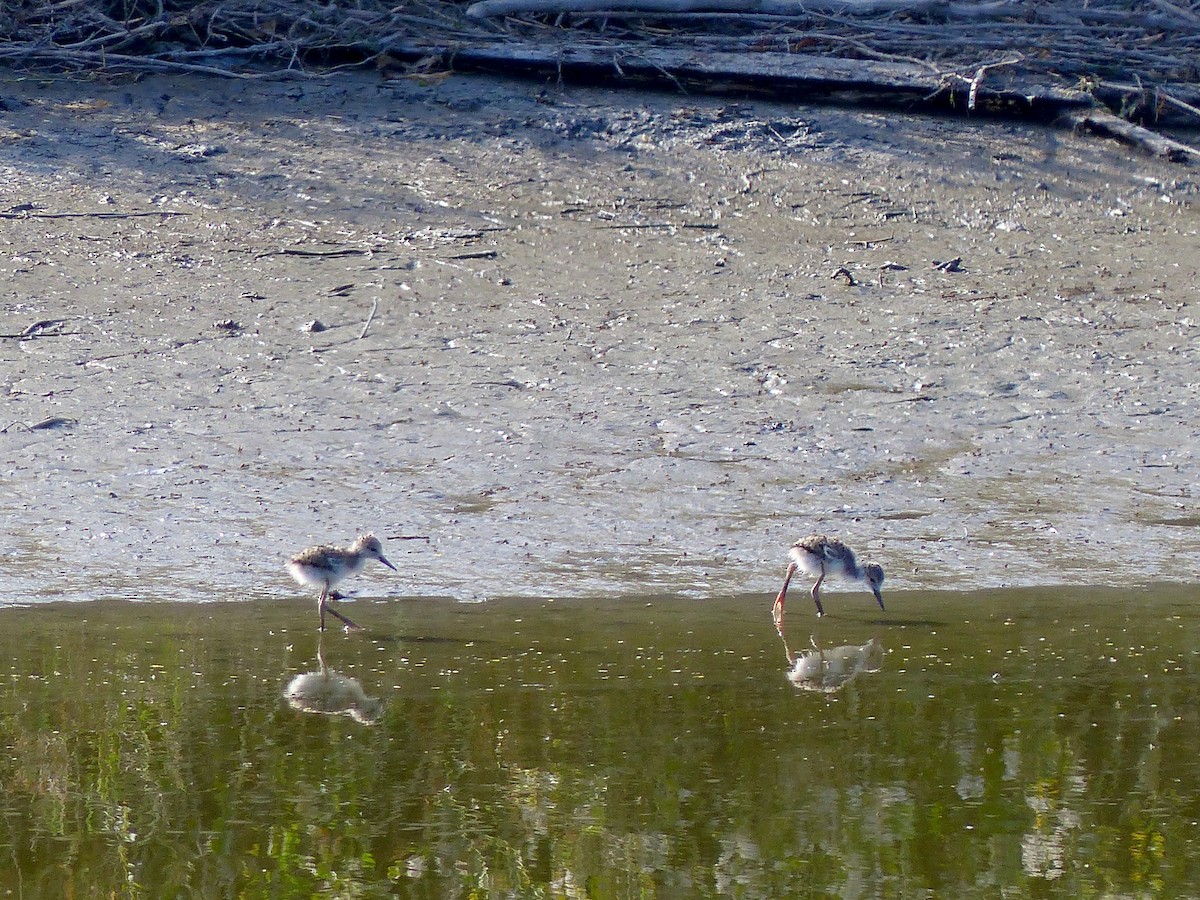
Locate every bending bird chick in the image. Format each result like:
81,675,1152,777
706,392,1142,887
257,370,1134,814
772,534,884,630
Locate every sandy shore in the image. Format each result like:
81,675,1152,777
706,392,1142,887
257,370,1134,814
1,70,1196,604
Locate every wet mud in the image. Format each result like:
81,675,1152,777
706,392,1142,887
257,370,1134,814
1,70,1197,604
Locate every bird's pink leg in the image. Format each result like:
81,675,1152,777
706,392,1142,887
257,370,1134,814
325,604,360,631
317,582,360,631
811,572,826,617
773,563,797,633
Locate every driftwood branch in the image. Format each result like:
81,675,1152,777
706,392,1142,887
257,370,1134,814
0,417,77,434
0,209,186,220
1,0,1198,160
380,36,1200,162
384,38,1092,116
359,298,380,340
1065,109,1200,162
466,0,1015,19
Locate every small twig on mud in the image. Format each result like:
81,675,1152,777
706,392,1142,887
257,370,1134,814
599,222,677,230
0,210,186,220
599,221,717,230
832,265,858,285
0,319,67,339
256,247,369,259
359,298,379,340
0,417,77,433
447,250,499,260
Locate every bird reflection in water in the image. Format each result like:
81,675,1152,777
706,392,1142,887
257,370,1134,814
779,626,884,694
284,637,384,725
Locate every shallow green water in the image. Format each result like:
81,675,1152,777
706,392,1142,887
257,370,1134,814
1,587,1197,898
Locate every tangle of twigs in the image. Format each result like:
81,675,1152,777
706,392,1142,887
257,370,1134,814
0,0,1197,125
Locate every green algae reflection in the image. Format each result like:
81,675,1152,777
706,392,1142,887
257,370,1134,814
0,587,1197,897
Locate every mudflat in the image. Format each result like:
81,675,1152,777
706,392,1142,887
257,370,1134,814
1,70,1196,604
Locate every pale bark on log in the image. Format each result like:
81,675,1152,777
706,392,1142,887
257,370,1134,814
466,0,1016,21
381,37,1198,162
385,38,1089,110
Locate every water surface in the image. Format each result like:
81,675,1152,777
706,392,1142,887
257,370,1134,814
2,587,1196,897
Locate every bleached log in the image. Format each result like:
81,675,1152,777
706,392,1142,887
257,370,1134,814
466,0,1017,21
1066,109,1200,162
385,38,1090,116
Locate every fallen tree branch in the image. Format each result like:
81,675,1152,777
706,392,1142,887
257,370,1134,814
1064,108,1200,162
0,209,187,220
2,0,1198,155
1095,81,1200,127
383,38,1093,118
359,298,379,340
0,45,313,78
467,0,1019,20
255,247,370,259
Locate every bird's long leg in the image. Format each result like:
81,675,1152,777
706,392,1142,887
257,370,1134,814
318,585,329,632
773,563,797,634
325,603,360,631
811,570,826,617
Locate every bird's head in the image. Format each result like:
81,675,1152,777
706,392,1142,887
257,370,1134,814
355,534,397,571
864,563,885,610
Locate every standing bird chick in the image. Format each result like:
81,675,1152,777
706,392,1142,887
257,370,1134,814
772,534,884,629
287,534,396,631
